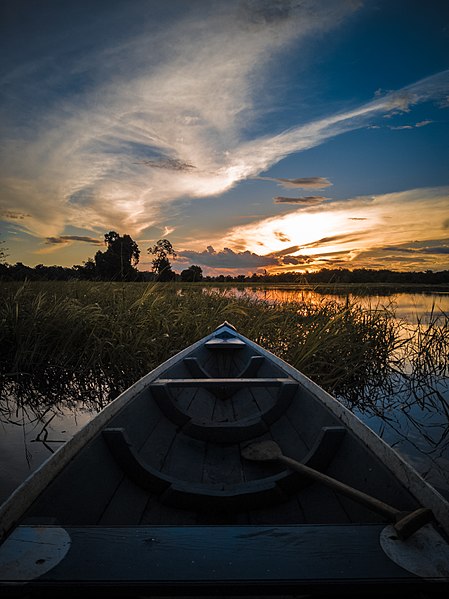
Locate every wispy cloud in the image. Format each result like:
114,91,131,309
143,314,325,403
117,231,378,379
1,0,360,239
230,70,449,178
138,158,196,171
273,196,327,205
389,119,433,130
1,0,449,250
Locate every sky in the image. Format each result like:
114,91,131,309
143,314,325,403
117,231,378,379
1,0,449,275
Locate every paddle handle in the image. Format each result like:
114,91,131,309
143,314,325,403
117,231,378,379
279,455,400,520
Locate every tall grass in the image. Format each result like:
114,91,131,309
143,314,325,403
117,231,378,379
0,281,448,416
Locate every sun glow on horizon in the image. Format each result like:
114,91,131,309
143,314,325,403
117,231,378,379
222,203,379,257
216,187,449,272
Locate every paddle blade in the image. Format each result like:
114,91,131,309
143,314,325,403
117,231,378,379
242,441,282,462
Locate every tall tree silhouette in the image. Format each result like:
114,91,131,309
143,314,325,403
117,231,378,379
95,231,140,280
148,239,176,281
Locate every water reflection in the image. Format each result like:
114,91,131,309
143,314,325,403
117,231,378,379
0,379,110,503
212,286,449,324
338,373,449,493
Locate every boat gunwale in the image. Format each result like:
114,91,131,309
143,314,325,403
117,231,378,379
1,322,448,541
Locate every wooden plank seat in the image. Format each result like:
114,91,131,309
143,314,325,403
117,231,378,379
153,377,293,388
102,427,346,511
204,337,246,350
153,375,292,401
150,381,298,442
184,355,265,379
2,524,423,590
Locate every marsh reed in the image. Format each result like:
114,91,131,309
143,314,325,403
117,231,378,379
0,281,448,417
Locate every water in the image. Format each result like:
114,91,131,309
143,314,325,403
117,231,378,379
217,287,449,324
0,403,94,504
0,289,448,505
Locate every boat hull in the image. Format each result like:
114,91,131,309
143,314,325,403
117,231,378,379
1,322,448,595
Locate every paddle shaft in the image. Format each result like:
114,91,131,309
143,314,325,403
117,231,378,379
279,455,400,520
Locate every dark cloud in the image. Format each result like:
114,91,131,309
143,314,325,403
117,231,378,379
274,231,290,242
420,246,449,255
273,196,327,205
178,246,278,268
268,245,301,257
310,249,353,258
139,157,196,171
178,244,314,270
349,217,367,221
380,242,449,255
302,233,362,249
381,245,416,254
443,218,449,229
45,238,67,245
256,176,332,189
281,254,312,265
1,210,31,220
381,255,427,264
45,235,102,245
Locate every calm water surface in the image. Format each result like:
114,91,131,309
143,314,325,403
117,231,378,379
0,289,448,505
224,287,449,323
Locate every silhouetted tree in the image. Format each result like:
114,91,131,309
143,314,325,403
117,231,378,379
147,239,176,281
95,231,140,280
180,265,203,282
73,258,97,280
0,240,8,264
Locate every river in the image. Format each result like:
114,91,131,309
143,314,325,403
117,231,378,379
0,289,448,505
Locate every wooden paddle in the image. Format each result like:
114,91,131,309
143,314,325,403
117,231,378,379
242,440,433,540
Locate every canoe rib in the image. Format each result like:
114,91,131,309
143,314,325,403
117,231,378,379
184,355,265,379
102,426,346,510
150,381,298,442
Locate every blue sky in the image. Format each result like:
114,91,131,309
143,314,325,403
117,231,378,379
1,0,448,274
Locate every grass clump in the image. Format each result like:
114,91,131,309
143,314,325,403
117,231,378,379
0,281,447,415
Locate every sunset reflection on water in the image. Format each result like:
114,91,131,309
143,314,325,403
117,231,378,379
211,286,449,324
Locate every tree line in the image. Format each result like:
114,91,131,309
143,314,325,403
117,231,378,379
0,232,203,282
1,231,448,285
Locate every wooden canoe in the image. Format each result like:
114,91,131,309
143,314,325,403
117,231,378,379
0,321,448,596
